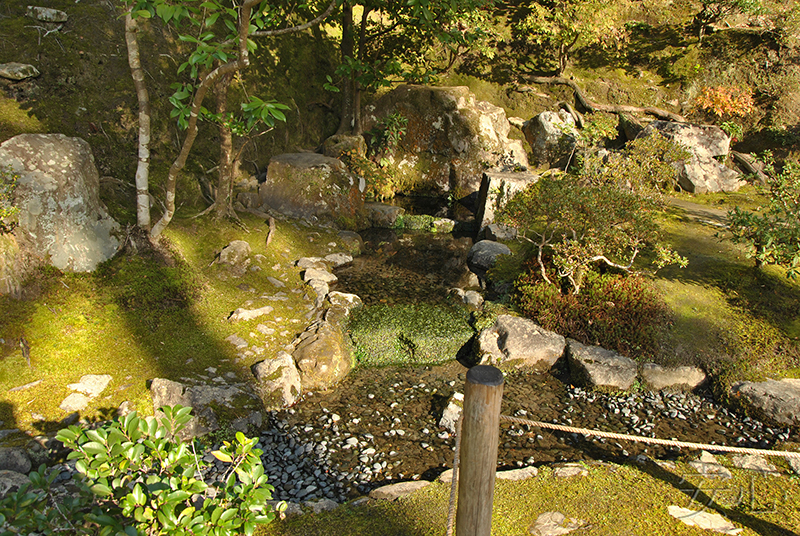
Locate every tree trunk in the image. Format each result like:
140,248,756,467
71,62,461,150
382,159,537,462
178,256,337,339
214,73,235,220
124,7,151,231
337,0,356,135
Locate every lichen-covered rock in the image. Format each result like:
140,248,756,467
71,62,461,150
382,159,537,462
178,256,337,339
252,352,302,408
478,315,565,370
362,85,529,197
567,339,637,391
365,202,405,228
0,447,31,474
0,470,29,498
0,134,119,292
642,121,744,193
257,153,365,227
523,110,578,169
26,6,69,22
292,321,352,391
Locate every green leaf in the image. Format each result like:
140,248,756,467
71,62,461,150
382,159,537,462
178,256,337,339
211,450,233,463
90,483,113,497
135,9,152,18
82,441,107,455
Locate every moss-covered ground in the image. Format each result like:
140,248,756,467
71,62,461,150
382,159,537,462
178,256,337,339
259,460,800,535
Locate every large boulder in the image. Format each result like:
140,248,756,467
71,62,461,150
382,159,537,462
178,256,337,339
477,315,566,370
729,378,800,427
150,378,263,440
523,110,579,169
362,85,529,196
467,240,511,281
475,171,539,230
291,320,352,391
0,134,120,295
567,339,637,391
252,351,302,409
642,121,745,193
256,153,365,227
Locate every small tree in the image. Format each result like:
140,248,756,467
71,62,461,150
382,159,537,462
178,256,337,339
691,0,765,39
498,134,688,294
510,0,631,75
727,155,800,278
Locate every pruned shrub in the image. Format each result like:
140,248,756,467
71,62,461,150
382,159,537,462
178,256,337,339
513,269,672,359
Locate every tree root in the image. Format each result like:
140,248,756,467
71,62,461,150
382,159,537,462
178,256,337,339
516,76,688,123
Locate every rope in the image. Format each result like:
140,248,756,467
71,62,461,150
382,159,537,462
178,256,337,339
445,414,462,536
498,414,800,459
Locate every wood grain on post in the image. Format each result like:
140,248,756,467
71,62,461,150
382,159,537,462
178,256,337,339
455,365,504,536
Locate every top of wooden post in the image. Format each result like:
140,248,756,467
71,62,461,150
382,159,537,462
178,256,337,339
466,365,504,387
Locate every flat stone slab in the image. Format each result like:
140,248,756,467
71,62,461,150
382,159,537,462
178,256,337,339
529,511,586,536
668,506,742,535
304,498,339,513
567,339,637,391
303,268,337,283
228,305,273,322
225,334,248,348
66,374,112,397
59,392,90,412
688,451,732,479
369,480,430,500
553,464,588,478
640,363,706,391
497,466,538,481
731,454,779,476
27,6,68,22
480,315,565,370
729,378,800,426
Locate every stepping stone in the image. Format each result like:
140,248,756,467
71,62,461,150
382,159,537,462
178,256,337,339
66,374,112,397
668,506,742,535
553,463,588,478
225,334,248,348
0,63,40,81
228,305,273,322
59,392,90,412
497,466,538,481
689,451,732,479
731,454,779,476
369,480,430,500
529,512,585,536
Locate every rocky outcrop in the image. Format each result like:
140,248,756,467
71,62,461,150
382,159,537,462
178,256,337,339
478,315,566,370
642,121,745,193
523,110,579,169
362,85,529,196
253,153,365,227
475,171,539,231
567,339,637,391
0,134,120,295
729,378,800,427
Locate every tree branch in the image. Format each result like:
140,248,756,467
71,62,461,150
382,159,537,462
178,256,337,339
516,76,688,123
250,0,335,38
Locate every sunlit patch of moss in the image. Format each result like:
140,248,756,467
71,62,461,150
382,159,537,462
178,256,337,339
0,94,45,142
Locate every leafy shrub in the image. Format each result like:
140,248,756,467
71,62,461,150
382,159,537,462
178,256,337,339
339,150,394,201
514,269,672,359
32,405,281,536
347,303,473,366
727,155,800,278
694,85,755,118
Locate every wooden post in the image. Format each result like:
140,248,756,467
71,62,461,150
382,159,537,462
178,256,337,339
455,365,504,536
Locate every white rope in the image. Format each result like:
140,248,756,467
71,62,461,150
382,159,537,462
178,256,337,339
499,414,800,459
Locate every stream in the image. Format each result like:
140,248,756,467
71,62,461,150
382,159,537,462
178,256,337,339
264,195,798,500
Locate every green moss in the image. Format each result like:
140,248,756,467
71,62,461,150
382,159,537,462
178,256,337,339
347,303,474,366
0,95,45,142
